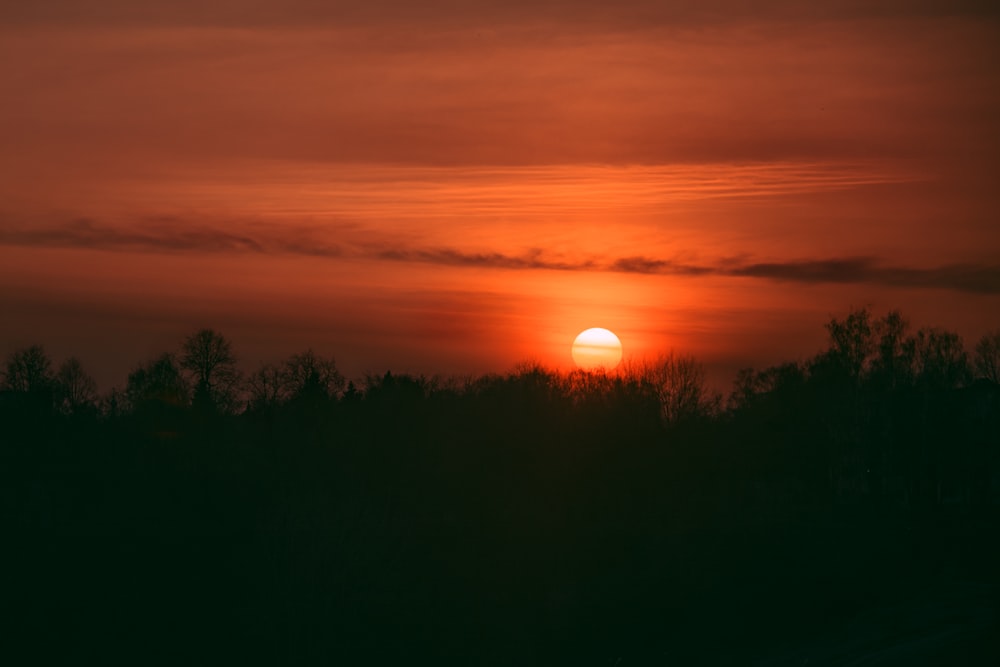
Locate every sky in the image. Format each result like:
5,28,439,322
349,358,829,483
2,1,999,390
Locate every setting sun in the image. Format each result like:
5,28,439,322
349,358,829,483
571,328,623,370
2,2,998,663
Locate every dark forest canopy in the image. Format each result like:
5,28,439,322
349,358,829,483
3,308,999,665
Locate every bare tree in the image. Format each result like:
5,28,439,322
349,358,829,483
627,353,719,425
871,310,916,390
180,328,240,412
180,328,237,388
126,353,189,412
246,352,345,410
974,330,1000,383
247,362,286,411
2,344,53,393
99,387,126,420
282,349,345,401
54,357,98,414
825,307,876,382
728,362,804,412
914,327,970,390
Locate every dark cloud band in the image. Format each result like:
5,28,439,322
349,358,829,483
2,219,997,294
3,1,997,29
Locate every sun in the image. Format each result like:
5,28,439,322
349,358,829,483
572,328,623,370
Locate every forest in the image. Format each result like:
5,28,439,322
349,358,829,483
4,308,999,665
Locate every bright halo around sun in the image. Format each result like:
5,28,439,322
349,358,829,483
572,328,623,370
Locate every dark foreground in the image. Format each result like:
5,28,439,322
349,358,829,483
6,383,998,666
5,310,1000,664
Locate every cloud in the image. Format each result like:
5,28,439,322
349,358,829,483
612,255,1000,294
610,257,713,276
376,247,597,272
3,219,997,294
2,1,997,30
0,218,342,258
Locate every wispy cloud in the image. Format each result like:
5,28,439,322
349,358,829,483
4,1,997,30
610,255,1000,294
609,257,713,276
0,218,267,253
375,247,598,272
3,218,995,294
0,218,342,258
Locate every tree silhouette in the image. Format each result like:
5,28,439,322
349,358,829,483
99,386,126,420
870,310,915,391
246,362,285,412
974,330,1000,383
728,361,805,412
244,351,345,413
180,328,240,413
914,327,970,390
125,353,189,414
627,352,720,425
824,307,875,383
2,344,53,393
54,357,98,415
281,349,344,402
5,307,999,664
342,380,362,403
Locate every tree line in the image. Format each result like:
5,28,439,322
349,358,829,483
4,308,999,664
3,307,999,422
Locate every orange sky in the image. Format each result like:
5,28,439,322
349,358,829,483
1,2,998,390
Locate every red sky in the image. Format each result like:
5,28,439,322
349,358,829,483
2,1,999,390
